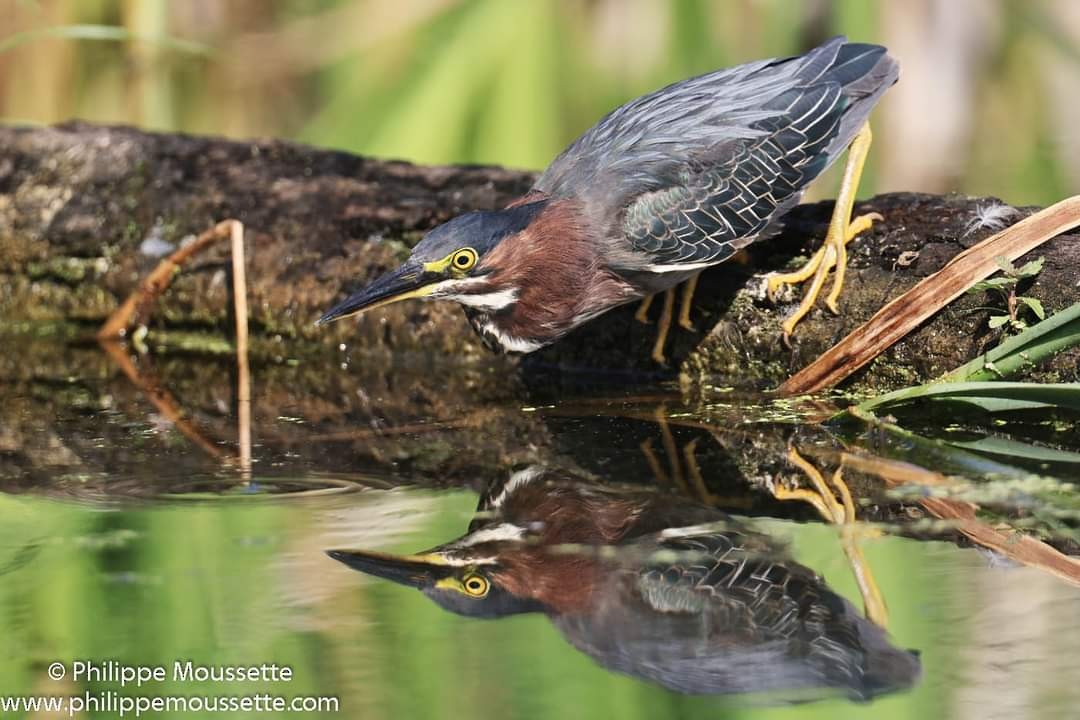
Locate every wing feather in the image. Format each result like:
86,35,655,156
533,37,897,272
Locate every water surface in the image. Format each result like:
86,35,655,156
1,338,1078,719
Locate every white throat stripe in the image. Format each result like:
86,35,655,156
454,287,518,310
489,466,544,509
450,523,526,547
478,321,543,353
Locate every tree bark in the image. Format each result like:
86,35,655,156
1,122,1077,389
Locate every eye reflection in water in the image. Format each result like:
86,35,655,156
328,465,921,703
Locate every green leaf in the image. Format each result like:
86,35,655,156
968,277,1018,293
991,256,1043,279
934,397,1057,412
855,381,1080,415
1019,296,1046,320
1013,257,1046,278
988,314,1010,328
994,256,1018,274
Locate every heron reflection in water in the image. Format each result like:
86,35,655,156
329,466,920,702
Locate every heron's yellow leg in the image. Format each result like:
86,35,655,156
766,123,881,342
655,407,690,494
828,463,857,521
638,276,700,360
639,438,670,486
650,288,676,364
634,294,655,324
827,465,889,628
639,408,692,494
771,446,889,628
677,274,700,331
840,529,889,628
678,434,755,509
682,439,714,505
825,212,881,311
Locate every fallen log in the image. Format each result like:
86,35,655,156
1,122,1077,389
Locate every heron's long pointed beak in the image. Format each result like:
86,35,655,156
316,263,437,325
326,549,453,588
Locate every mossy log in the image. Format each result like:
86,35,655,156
2,122,1077,390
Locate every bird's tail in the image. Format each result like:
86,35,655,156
852,613,923,701
816,38,900,157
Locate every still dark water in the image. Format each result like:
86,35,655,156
1,339,1078,718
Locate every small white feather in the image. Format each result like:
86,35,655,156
963,202,1022,237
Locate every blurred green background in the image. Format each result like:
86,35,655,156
2,0,1080,204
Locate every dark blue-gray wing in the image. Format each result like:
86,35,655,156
623,82,844,270
618,531,920,699
641,531,822,638
533,37,897,272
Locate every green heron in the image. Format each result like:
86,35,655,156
318,37,898,362
329,466,920,700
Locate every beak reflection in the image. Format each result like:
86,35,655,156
325,549,452,589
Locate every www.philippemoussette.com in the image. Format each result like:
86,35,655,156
1,660,340,716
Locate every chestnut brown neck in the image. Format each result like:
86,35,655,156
465,197,637,353
486,482,647,614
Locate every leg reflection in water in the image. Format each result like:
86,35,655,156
772,446,889,629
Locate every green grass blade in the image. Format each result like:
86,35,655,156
945,436,1080,465
857,381,1080,414
929,397,1059,413
941,301,1080,382
843,406,1045,482
845,303,1080,418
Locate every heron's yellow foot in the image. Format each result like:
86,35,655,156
765,122,879,344
771,446,889,628
766,211,883,343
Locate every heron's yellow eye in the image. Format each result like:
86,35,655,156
462,573,489,597
450,248,478,272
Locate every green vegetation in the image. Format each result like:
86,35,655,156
965,257,1047,333
848,301,1080,415
943,301,1080,383
837,300,1080,540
